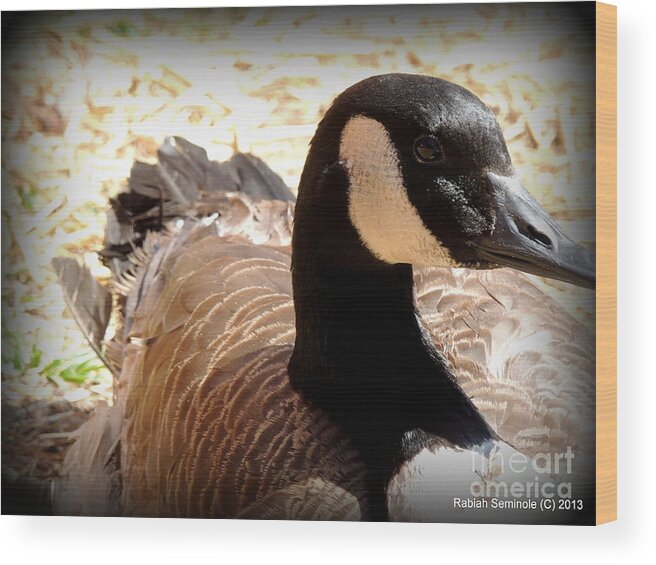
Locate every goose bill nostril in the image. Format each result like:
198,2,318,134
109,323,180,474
524,224,553,248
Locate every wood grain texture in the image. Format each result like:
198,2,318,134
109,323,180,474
595,1,617,525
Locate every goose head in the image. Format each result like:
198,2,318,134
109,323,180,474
296,73,595,289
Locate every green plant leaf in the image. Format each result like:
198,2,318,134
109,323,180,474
27,345,42,369
41,359,63,378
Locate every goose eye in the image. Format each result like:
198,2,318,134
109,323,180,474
414,135,442,163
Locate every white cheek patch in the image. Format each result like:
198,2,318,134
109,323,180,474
339,115,457,267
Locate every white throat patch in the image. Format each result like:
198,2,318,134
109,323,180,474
339,115,456,267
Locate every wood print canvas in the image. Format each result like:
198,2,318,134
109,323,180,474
1,2,616,524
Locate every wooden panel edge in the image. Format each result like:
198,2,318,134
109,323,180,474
595,1,617,525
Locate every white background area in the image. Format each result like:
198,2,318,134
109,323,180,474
1,0,654,563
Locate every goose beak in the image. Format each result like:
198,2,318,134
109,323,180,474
468,173,595,289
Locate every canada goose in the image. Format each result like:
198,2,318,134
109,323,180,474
53,73,595,523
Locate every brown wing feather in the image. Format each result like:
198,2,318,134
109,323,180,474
415,267,595,460
118,233,366,517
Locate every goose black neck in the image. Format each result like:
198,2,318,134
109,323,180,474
288,162,494,521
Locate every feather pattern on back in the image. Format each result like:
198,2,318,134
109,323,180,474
414,267,595,458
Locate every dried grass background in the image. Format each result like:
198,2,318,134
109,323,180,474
1,4,596,503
